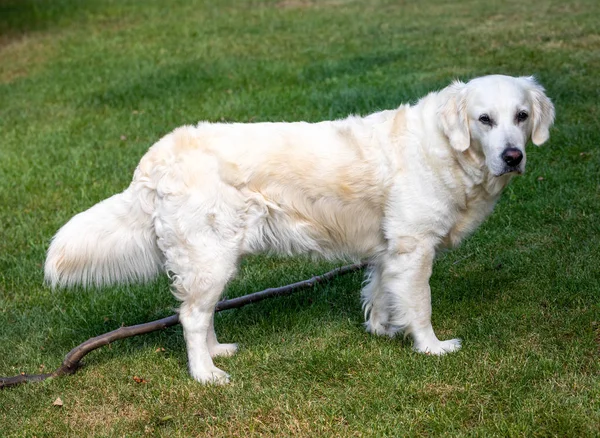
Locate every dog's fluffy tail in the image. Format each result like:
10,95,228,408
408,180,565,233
44,186,163,289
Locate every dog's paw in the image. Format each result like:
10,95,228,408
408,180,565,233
190,366,231,385
209,343,238,358
414,338,462,355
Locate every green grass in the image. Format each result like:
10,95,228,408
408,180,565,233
1,0,599,436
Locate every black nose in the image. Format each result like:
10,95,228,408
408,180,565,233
502,148,523,167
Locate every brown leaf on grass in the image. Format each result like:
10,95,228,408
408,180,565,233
155,347,165,353
53,397,63,407
133,375,148,384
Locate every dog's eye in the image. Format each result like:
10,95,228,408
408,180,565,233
516,111,529,122
478,114,492,125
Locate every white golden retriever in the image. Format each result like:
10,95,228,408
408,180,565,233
45,75,555,384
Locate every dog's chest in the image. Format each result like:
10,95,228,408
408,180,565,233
443,185,500,248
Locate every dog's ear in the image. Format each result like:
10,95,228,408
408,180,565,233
439,80,470,152
521,76,555,146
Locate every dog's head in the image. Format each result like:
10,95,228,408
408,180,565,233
439,75,555,177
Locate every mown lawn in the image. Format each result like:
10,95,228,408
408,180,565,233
1,0,599,436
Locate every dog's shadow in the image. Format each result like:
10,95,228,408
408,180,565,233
37,251,516,381
40,258,369,374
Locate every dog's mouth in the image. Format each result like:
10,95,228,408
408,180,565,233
494,167,523,177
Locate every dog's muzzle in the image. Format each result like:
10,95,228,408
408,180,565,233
497,147,524,176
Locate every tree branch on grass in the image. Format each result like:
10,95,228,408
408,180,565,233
1,262,366,389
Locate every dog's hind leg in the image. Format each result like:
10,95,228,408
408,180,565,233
155,204,242,384
173,257,238,384
207,313,238,358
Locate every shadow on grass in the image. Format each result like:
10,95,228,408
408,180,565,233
85,52,444,119
1,263,367,375
0,0,95,39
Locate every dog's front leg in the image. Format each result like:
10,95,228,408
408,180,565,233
377,237,461,355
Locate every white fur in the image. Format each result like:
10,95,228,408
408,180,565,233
45,75,554,384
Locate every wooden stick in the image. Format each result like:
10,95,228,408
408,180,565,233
1,262,366,389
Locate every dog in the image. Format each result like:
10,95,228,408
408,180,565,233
45,75,555,384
